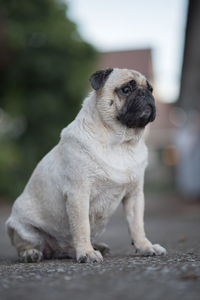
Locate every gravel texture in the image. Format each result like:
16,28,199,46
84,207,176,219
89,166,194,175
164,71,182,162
0,193,200,300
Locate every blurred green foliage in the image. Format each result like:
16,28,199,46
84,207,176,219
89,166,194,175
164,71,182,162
0,0,97,199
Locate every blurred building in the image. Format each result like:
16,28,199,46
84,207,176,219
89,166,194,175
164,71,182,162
176,0,200,198
99,49,153,80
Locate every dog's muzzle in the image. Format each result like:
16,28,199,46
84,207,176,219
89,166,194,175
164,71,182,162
117,89,156,128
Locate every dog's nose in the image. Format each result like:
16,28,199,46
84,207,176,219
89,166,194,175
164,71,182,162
138,104,156,126
139,104,151,117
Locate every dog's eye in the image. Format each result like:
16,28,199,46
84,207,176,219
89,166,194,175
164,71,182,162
146,81,153,93
121,86,131,95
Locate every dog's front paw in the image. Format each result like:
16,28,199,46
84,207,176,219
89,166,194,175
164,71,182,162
135,240,167,256
76,249,103,263
19,249,43,263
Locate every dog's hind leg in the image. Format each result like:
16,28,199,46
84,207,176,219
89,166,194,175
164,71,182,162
14,231,44,262
8,226,44,263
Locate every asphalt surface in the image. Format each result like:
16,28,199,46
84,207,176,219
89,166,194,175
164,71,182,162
0,192,200,300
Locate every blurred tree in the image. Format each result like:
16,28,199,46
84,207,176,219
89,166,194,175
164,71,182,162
0,0,97,199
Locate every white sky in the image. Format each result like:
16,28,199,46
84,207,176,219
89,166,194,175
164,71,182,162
66,0,189,102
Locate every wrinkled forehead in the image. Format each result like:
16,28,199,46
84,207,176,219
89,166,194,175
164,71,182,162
105,68,147,89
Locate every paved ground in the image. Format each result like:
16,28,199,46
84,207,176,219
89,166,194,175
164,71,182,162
0,192,200,300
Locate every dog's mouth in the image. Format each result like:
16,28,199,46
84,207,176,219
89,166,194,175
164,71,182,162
117,109,155,128
117,92,156,129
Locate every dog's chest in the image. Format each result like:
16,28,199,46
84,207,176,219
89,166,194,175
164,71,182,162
89,179,127,236
90,179,126,211
89,141,147,185
88,145,147,235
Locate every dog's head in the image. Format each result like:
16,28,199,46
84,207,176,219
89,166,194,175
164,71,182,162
89,68,156,129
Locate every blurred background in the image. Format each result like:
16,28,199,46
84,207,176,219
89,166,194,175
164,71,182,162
0,0,200,202
1,3,200,299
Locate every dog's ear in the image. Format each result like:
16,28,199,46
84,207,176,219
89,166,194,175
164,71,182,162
89,68,113,90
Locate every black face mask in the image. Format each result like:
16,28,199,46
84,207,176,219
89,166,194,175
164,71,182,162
117,87,156,129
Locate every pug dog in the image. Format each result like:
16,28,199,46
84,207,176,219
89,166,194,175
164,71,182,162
6,68,167,263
